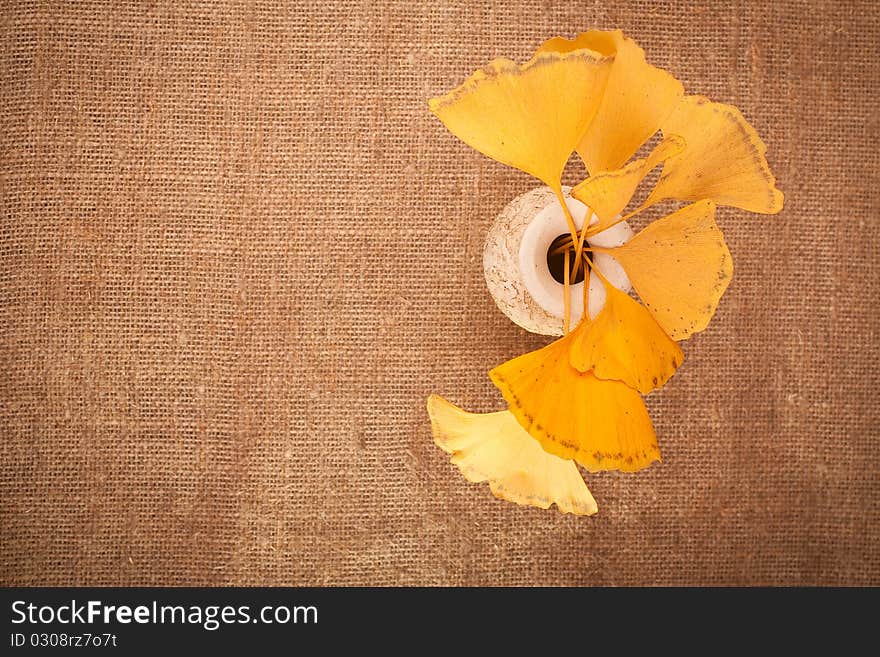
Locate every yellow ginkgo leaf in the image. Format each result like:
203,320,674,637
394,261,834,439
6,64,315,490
645,95,784,213
569,277,683,394
489,335,660,473
427,395,598,515
536,30,684,174
599,200,731,340
571,134,685,231
428,51,611,192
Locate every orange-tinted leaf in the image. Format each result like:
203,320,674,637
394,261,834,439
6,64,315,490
489,335,660,473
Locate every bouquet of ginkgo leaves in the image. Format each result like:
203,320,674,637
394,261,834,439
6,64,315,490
427,30,783,516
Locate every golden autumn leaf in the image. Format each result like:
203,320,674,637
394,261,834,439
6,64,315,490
646,95,784,213
571,134,685,230
428,50,612,192
536,29,684,174
599,200,732,340
569,277,683,394
428,395,598,515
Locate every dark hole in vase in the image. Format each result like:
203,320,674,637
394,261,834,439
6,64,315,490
546,234,588,285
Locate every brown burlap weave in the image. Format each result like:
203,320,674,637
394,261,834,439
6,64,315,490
1,0,878,586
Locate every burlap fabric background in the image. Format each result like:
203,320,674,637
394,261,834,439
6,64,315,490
2,1,878,586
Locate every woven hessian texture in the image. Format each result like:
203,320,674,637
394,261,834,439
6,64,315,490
2,1,878,586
